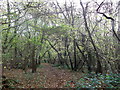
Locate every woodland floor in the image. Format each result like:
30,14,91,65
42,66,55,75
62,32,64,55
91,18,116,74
2,63,82,88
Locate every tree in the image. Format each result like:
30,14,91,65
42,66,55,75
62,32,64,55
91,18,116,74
1,0,119,74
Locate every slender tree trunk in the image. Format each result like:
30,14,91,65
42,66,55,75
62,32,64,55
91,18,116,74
31,18,38,73
63,37,70,69
32,45,37,73
73,39,77,71
13,15,18,68
80,1,102,73
66,45,74,70
2,0,11,54
87,51,92,72
0,27,2,74
48,51,51,63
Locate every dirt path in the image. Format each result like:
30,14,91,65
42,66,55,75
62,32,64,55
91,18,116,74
40,63,74,88
3,63,81,88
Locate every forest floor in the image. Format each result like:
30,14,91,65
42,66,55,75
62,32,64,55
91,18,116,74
2,63,82,88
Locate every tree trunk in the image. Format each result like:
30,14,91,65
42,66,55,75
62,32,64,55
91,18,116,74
87,51,92,72
80,1,102,73
73,39,77,71
32,45,37,73
2,0,11,54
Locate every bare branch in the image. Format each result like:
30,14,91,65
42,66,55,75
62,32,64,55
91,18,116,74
96,1,120,42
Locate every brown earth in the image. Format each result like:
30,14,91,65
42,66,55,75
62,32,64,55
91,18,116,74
2,63,82,88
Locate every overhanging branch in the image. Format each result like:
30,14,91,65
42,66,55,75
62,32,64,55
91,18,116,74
96,1,120,42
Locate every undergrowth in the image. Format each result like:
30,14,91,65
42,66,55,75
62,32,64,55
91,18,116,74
65,73,120,88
